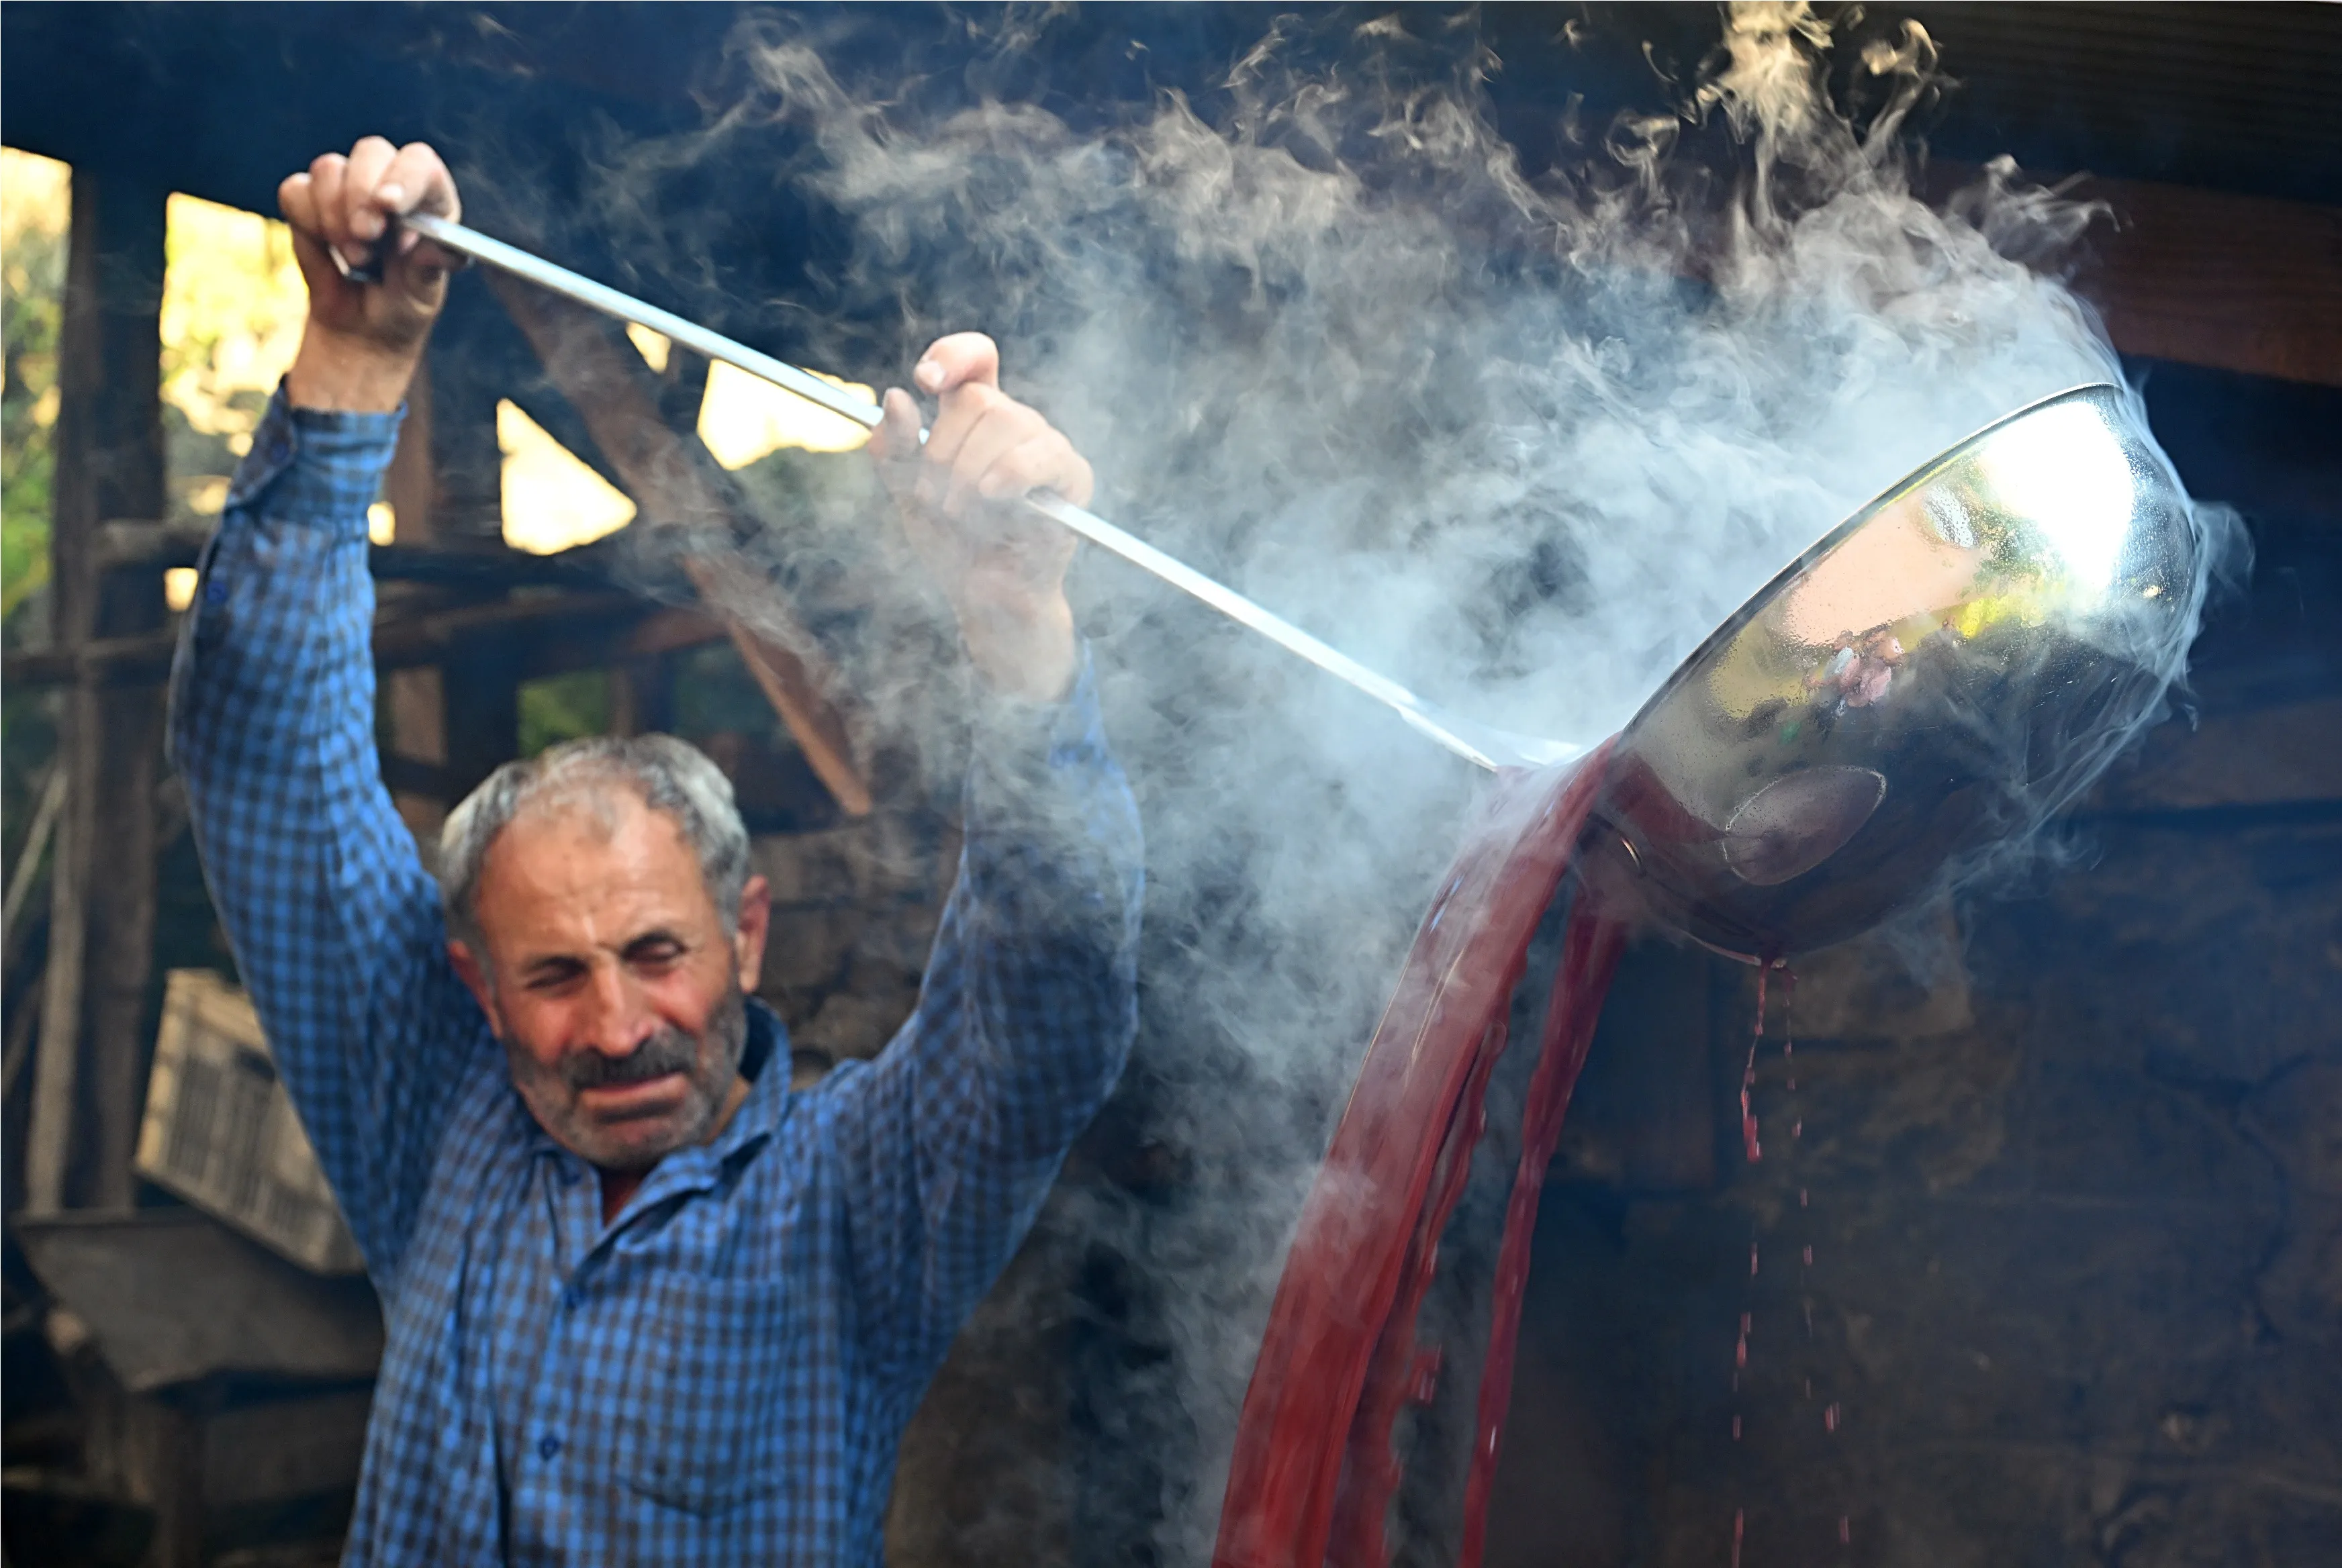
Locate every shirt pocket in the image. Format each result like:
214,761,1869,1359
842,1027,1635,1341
618,1273,800,1516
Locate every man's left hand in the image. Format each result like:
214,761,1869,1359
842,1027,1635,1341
870,333,1088,702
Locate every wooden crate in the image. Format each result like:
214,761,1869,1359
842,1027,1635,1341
134,971,364,1275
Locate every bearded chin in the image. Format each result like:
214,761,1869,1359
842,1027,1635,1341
518,980,752,1169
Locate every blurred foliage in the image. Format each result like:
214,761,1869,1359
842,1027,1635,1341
3,149,68,895
159,191,306,526
518,669,614,757
3,148,66,634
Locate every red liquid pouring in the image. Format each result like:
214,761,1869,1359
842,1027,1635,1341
1211,749,1626,1568
1730,965,1855,1561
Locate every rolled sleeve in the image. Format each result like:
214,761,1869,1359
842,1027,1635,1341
218,385,405,529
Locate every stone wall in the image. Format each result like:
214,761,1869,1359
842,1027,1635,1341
1485,691,2342,1566
749,808,957,1071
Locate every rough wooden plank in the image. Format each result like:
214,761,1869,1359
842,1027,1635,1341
13,1209,384,1393
381,342,436,543
138,1390,206,1568
1927,163,2342,388
2072,175,2342,388
2,762,68,968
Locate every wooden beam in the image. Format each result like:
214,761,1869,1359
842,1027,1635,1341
381,342,437,543
27,168,169,1216
4,588,727,693
2069,175,2342,388
483,273,874,817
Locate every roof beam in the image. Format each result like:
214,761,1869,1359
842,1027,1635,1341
2069,175,2342,387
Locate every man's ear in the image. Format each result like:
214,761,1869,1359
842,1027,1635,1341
447,940,505,1038
733,874,771,994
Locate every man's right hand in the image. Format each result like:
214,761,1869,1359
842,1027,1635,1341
280,138,464,412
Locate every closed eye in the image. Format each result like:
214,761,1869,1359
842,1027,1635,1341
624,932,688,973
521,957,588,993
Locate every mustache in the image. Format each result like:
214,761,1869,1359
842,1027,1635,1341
563,1027,700,1090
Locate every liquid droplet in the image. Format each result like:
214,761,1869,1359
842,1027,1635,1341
1824,1402,1842,1432
1732,1508,1745,1568
1732,1414,1742,1440
1840,1516,1852,1546
1741,972,1767,1161
1804,1244,1814,1267
1740,1058,1763,1162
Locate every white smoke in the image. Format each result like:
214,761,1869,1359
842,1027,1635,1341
565,5,2233,1559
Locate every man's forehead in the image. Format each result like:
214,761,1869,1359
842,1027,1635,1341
474,789,709,928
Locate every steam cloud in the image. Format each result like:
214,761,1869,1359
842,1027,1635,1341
539,5,2239,1558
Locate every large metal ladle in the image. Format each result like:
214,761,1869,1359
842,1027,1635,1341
402,216,2212,960
399,213,1583,774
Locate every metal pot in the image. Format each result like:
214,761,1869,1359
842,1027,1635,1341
1589,382,2208,961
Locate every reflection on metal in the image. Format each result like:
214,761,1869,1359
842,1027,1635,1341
1720,767,1888,887
1595,383,2209,959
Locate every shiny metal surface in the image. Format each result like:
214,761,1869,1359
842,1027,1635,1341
400,214,1583,773
1592,383,2205,960
399,219,2197,955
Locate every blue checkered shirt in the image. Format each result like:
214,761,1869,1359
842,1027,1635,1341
169,388,1143,1565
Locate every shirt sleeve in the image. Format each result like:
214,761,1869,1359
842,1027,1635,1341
169,385,493,1292
823,649,1144,1394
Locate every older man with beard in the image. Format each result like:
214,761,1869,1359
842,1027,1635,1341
170,136,1142,1565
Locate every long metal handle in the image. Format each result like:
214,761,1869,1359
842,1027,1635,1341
402,213,1582,772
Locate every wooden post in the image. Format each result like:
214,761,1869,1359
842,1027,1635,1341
138,1387,211,1568
380,342,436,543
26,169,169,1215
421,282,509,546
408,284,518,801
484,274,873,816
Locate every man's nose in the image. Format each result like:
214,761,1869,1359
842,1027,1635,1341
576,963,655,1057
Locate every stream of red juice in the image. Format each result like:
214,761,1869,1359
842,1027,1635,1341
1730,965,1853,1560
1215,750,1626,1568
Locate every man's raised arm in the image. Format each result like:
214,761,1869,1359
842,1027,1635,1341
821,335,1145,1389
169,140,483,1286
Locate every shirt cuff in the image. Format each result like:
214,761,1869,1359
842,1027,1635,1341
967,641,1109,779
221,379,407,533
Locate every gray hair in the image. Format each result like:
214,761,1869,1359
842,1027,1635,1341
436,734,751,952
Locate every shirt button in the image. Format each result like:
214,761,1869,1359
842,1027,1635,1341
539,1434,562,1461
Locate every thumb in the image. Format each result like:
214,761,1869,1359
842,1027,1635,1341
912,332,1000,396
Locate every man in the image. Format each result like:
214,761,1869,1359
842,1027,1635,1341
170,137,1143,1564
